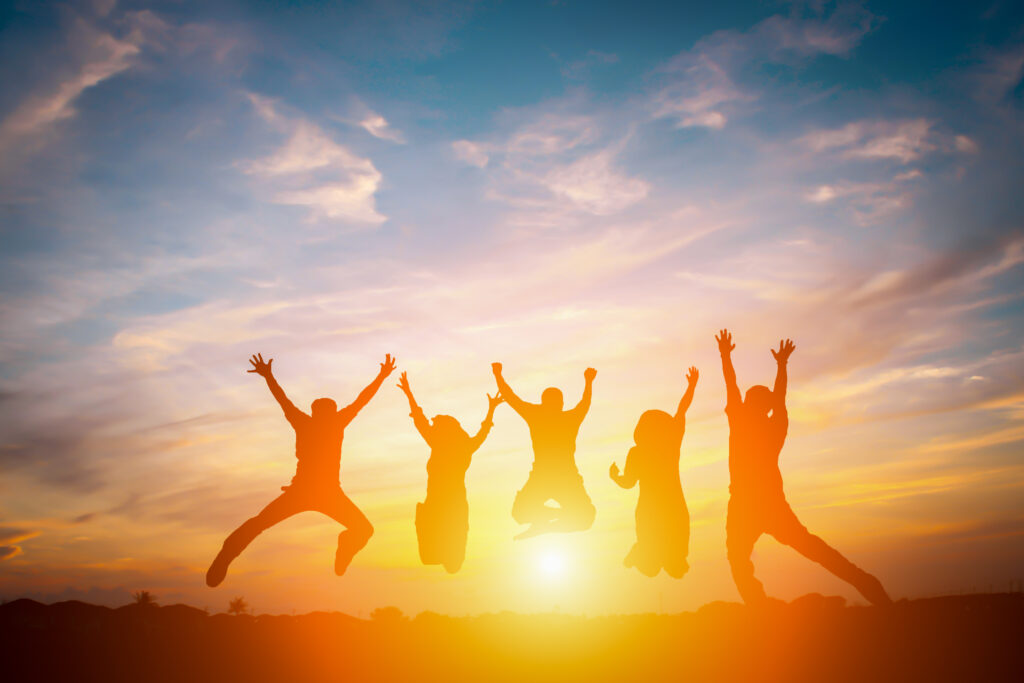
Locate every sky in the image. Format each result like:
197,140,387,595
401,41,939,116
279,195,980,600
0,0,1023,616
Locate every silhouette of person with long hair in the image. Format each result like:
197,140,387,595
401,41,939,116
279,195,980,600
610,366,698,578
206,353,396,587
716,330,891,605
492,362,597,540
397,372,503,573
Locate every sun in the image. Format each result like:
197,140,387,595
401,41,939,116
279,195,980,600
536,548,569,580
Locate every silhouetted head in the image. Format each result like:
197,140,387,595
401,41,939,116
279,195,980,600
633,409,676,450
743,385,773,416
541,387,564,411
430,415,469,445
311,397,337,419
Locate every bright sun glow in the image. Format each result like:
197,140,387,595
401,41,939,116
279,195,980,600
537,549,568,580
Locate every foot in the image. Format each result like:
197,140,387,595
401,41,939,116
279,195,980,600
857,572,893,606
335,534,356,576
206,554,229,588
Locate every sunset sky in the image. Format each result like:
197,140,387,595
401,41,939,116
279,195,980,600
1,0,1023,616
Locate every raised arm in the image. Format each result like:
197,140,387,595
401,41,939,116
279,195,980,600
491,363,533,417
397,371,432,443
716,329,741,409
770,338,795,419
570,367,597,420
248,353,305,425
609,448,639,489
341,353,397,418
674,366,699,426
469,392,504,452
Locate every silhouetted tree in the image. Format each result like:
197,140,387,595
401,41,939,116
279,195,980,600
228,597,250,616
132,590,157,607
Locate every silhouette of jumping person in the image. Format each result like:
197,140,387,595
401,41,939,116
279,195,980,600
716,330,891,606
492,362,597,540
206,353,396,587
610,366,698,578
397,372,502,573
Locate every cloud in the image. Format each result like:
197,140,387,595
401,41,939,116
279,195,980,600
799,119,940,163
804,169,922,224
0,546,23,561
0,19,139,154
359,112,405,143
241,95,386,225
651,2,876,130
542,149,649,215
452,140,489,167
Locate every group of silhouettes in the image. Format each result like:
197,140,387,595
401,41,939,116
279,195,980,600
206,330,892,606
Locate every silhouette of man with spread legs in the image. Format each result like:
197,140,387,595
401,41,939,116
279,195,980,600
206,352,396,588
492,362,597,540
610,366,698,579
398,372,502,573
717,330,891,606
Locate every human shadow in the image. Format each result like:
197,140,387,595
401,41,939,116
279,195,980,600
205,353,396,587
610,366,698,578
492,362,597,540
397,371,502,573
716,330,891,605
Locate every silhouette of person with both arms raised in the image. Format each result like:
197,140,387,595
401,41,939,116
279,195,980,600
610,365,698,578
716,329,891,606
206,353,396,587
397,371,503,573
492,362,597,540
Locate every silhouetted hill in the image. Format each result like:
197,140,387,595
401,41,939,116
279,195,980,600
1,594,1020,682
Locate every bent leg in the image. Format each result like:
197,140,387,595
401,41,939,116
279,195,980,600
206,492,305,587
511,474,557,526
726,499,766,604
546,474,596,533
317,489,374,576
770,506,892,606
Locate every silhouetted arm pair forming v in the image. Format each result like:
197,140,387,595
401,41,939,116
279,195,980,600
397,371,433,444
674,366,699,427
491,363,535,417
469,392,504,451
569,368,597,421
343,353,397,417
716,329,741,410
248,353,306,425
770,339,795,424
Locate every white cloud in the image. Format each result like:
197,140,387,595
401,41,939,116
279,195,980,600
652,56,747,130
799,119,937,163
241,96,386,225
359,112,405,143
0,20,139,152
542,149,649,215
452,140,489,167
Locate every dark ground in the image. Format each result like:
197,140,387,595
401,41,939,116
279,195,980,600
1,593,1021,682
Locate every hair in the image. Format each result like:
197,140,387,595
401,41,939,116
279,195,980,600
430,415,469,444
311,397,337,417
633,409,677,449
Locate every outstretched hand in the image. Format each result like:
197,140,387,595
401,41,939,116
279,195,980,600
716,329,735,354
491,362,503,376
396,371,411,395
379,353,397,378
584,367,597,382
487,392,504,410
247,353,273,378
686,366,699,386
771,338,796,363
609,463,621,480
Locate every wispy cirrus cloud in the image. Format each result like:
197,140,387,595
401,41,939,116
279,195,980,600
241,94,386,225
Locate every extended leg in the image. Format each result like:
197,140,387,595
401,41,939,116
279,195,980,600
318,489,374,576
206,492,304,587
726,500,766,604
770,506,892,606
